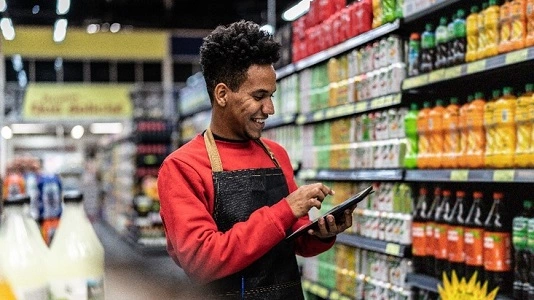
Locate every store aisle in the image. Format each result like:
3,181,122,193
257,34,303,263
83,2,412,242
94,221,193,300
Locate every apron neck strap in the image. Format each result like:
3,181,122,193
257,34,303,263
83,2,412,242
204,128,281,172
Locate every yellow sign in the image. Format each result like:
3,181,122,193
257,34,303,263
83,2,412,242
22,83,133,120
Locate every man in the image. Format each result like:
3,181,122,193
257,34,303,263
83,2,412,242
158,20,355,299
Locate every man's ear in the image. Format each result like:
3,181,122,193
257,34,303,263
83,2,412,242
214,83,229,107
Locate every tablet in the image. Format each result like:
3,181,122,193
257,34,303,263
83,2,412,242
285,185,374,240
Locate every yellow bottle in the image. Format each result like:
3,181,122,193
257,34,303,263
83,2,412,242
0,278,16,300
492,87,517,168
498,0,512,53
515,84,534,167
509,0,528,50
485,0,501,57
466,6,480,62
484,89,500,167
478,2,489,59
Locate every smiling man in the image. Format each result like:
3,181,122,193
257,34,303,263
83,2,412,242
157,20,356,300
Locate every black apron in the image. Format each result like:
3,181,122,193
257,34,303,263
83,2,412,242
202,129,304,300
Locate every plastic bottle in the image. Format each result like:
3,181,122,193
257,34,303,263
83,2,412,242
434,188,449,278
412,187,429,274
526,0,534,46
382,0,396,23
48,190,105,300
466,6,480,62
0,195,49,300
453,9,467,64
427,100,445,169
509,0,527,50
464,191,485,281
466,92,487,168
478,2,490,59
513,200,534,299
493,87,517,168
408,33,421,77
499,0,513,53
515,84,534,167
446,190,467,279
0,223,16,300
485,0,501,57
404,103,419,169
447,13,457,67
420,23,436,73
38,173,63,245
435,17,450,69
527,210,534,299
417,101,432,169
442,97,461,169
2,171,25,199
484,192,512,294
424,186,441,275
458,95,472,168
484,89,501,168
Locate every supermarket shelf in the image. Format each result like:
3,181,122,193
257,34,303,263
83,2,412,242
402,47,534,90
404,169,534,183
301,279,353,300
275,20,401,80
402,0,462,23
104,221,168,256
336,233,410,258
264,113,298,130
298,169,404,182
179,102,212,119
296,93,402,125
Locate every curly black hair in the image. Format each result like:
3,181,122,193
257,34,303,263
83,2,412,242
199,20,281,103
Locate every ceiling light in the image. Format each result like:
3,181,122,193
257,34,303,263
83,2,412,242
10,123,48,134
53,18,68,43
32,5,40,14
12,55,22,72
90,123,123,134
71,125,84,139
1,126,13,139
110,23,121,33
260,24,274,34
56,0,70,15
0,0,6,13
0,18,15,40
87,24,99,34
282,0,310,21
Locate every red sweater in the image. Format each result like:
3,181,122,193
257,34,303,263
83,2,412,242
158,134,334,283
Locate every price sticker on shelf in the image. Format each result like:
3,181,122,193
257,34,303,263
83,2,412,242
445,66,462,79
467,60,486,74
450,170,469,181
505,49,528,65
325,108,336,119
318,286,329,298
403,75,427,89
340,296,352,300
355,101,367,112
302,280,311,290
382,95,394,107
313,111,324,122
493,170,515,182
283,114,294,123
330,291,340,300
385,243,401,256
371,96,385,109
428,69,445,83
296,115,306,125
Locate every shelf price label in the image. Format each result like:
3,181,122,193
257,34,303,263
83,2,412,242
325,108,336,119
313,111,325,122
296,115,306,125
445,65,462,79
450,170,469,181
354,101,367,112
371,96,385,109
283,114,294,123
330,291,340,299
467,60,486,74
385,243,401,256
402,75,427,89
493,170,515,182
505,49,528,65
428,69,445,83
302,280,311,290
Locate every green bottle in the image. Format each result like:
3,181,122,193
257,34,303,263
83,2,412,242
404,103,419,169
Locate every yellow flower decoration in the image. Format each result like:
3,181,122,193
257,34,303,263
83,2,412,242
438,270,499,300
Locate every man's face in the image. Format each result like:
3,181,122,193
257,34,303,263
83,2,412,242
222,64,276,140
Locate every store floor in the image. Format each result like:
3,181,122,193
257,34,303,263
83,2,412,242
94,221,194,300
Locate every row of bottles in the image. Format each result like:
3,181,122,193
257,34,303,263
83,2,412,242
0,191,104,300
411,187,512,294
512,200,534,299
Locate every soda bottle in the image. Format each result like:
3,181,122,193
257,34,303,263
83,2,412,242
458,95,472,168
435,17,450,69
513,200,534,299
420,23,436,73
527,211,534,299
48,191,105,300
526,0,534,46
464,191,485,281
442,97,461,169
412,187,429,273
466,6,480,62
466,92,487,168
447,13,457,67
0,217,16,300
493,87,517,168
515,83,534,167
2,169,25,199
424,186,441,275
453,9,467,64
408,33,421,77
484,89,501,168
427,99,445,169
478,2,489,60
485,0,501,57
499,0,513,53
417,101,432,169
510,0,528,51
484,192,513,294
404,103,419,169
38,173,63,245
447,190,467,280
434,188,449,278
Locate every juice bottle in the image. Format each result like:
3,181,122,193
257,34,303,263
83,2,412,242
408,33,421,77
2,170,25,199
453,9,467,64
484,89,501,168
412,187,429,273
515,83,534,167
513,200,534,299
442,97,460,169
424,186,441,275
446,190,467,279
464,191,485,281
466,6,480,62
434,189,450,278
420,23,436,73
435,17,449,69
417,101,432,169
485,0,501,58
447,13,457,67
0,276,15,300
493,86,517,168
404,103,419,169
484,192,512,294
526,0,534,46
466,92,487,168
478,2,489,59
499,0,513,53
510,0,527,50
427,99,445,169
458,95,472,168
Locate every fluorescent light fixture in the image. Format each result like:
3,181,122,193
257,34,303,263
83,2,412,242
0,0,6,12
12,55,23,72
32,5,40,14
90,123,123,134
260,24,274,34
87,24,99,34
56,0,70,15
110,23,121,33
10,123,49,134
0,18,15,40
1,126,13,139
53,18,68,43
282,0,310,21
71,125,84,139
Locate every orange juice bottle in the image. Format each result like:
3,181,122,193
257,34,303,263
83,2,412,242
493,87,517,168
466,6,480,62
458,95,472,168
509,0,528,50
526,0,534,46
478,2,489,59
442,97,461,168
515,83,534,167
485,89,500,167
428,99,446,169
499,0,513,53
417,101,432,169
466,92,487,168
485,0,501,57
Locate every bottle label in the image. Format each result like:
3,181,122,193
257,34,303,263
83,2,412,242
447,225,465,262
528,219,534,250
513,216,529,249
425,222,435,256
49,277,104,300
483,231,512,271
464,228,484,266
13,285,48,300
434,223,449,259
412,221,426,256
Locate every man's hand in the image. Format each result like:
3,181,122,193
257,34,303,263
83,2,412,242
308,208,355,239
285,182,334,218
